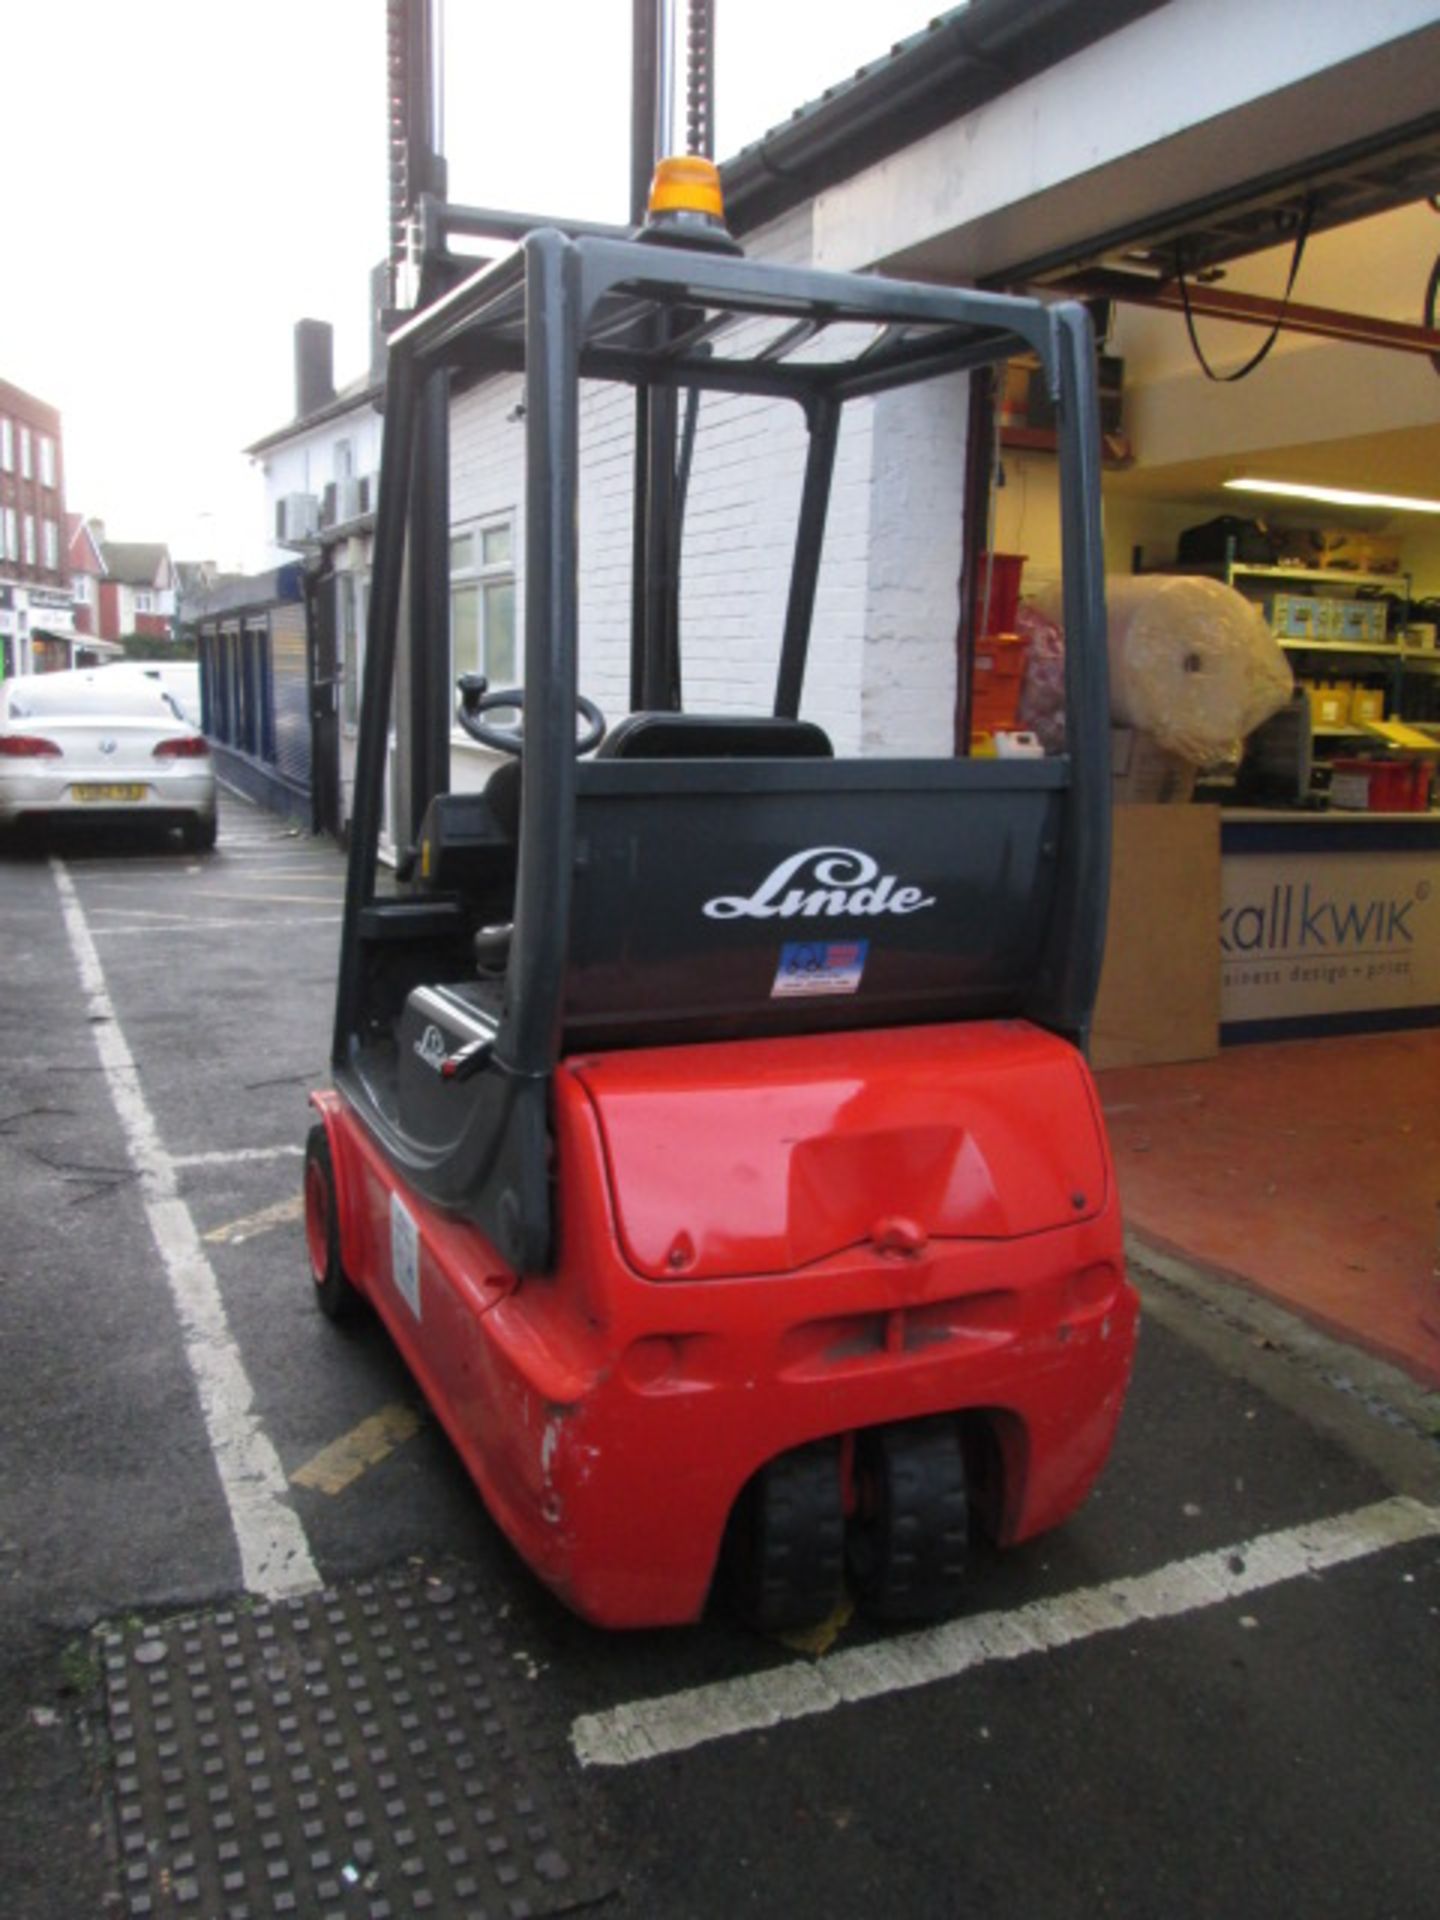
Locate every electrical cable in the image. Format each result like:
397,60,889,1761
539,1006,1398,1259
1176,195,1316,383
1424,196,1440,378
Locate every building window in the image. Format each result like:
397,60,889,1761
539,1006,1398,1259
38,436,55,489
0,419,11,471
42,519,59,569
135,589,154,613
22,514,36,565
334,438,355,482
72,574,90,603
2,507,15,560
19,427,32,481
450,517,516,704
339,572,368,729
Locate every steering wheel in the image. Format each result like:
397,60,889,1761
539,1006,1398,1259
455,675,606,757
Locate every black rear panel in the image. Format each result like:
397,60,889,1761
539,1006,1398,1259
561,756,1068,1048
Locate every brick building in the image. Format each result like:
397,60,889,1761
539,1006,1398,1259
0,377,74,674
67,514,106,635
96,539,177,642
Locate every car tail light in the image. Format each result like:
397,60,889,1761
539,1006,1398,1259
153,736,211,758
0,734,62,757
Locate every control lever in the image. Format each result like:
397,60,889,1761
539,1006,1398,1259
440,1036,494,1083
457,672,489,716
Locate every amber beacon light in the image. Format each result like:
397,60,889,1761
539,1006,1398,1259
641,154,739,251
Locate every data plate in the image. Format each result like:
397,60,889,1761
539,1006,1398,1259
72,783,147,803
98,1563,615,1919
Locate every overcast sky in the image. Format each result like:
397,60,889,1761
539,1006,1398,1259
2,1,934,570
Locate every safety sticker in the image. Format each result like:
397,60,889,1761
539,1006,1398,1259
772,939,869,998
390,1193,422,1321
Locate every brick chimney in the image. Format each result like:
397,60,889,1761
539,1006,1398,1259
294,319,336,419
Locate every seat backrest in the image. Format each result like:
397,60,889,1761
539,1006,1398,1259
596,712,833,760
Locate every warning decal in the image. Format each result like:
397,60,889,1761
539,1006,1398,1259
771,940,870,998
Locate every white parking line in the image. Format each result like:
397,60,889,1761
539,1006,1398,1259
570,1496,1440,1768
50,858,320,1602
94,914,342,938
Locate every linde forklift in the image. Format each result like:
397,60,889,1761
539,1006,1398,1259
304,0,1137,1631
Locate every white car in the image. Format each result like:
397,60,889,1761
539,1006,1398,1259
0,669,217,850
99,659,202,727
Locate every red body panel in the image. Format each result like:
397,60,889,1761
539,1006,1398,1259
312,1019,1137,1628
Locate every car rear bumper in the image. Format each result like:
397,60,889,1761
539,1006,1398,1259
0,767,215,823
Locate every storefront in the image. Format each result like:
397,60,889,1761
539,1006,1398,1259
983,188,1440,1050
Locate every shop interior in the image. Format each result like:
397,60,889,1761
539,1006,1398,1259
977,195,1440,1389
990,198,1440,805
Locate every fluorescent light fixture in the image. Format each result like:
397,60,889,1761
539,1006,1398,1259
1224,477,1440,515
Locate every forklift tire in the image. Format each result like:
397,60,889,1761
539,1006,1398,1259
723,1439,846,1634
304,1125,363,1324
847,1418,968,1625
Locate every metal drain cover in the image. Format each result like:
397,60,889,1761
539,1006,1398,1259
99,1565,614,1919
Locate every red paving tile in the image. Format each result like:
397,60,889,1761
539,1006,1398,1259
1095,1029,1440,1389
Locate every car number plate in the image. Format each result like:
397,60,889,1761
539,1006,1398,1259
72,783,147,803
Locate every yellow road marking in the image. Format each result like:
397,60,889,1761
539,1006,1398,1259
291,1404,425,1496
777,1596,855,1658
203,1193,305,1245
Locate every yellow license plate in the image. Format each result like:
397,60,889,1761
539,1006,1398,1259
72,783,147,803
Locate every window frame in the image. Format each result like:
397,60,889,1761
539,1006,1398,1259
448,513,516,736
338,569,370,733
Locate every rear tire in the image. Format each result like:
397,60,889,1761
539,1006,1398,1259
723,1439,846,1633
847,1418,968,1624
182,813,217,852
304,1124,363,1323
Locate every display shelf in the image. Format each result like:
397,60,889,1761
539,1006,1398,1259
1230,563,1405,591
1278,638,1398,657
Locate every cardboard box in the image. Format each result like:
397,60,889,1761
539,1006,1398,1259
1091,804,1221,1069
1268,593,1317,639
1111,727,1196,804
1316,530,1403,576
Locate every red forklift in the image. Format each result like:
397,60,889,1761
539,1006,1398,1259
304,105,1135,1629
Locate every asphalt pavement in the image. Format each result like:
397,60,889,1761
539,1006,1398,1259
2,789,1438,1920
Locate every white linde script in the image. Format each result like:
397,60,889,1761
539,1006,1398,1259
703,846,936,922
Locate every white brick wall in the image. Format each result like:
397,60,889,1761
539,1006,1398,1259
860,374,969,756
442,198,971,762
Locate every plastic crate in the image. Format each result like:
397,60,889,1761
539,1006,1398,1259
972,553,1026,639
1329,758,1433,813
971,633,1030,732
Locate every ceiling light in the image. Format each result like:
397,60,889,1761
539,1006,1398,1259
1224,477,1440,515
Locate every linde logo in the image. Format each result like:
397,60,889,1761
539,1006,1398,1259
703,846,936,922
1221,880,1426,955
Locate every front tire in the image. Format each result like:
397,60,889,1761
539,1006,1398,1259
304,1124,363,1323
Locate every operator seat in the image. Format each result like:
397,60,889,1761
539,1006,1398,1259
595,711,833,760
474,712,832,977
